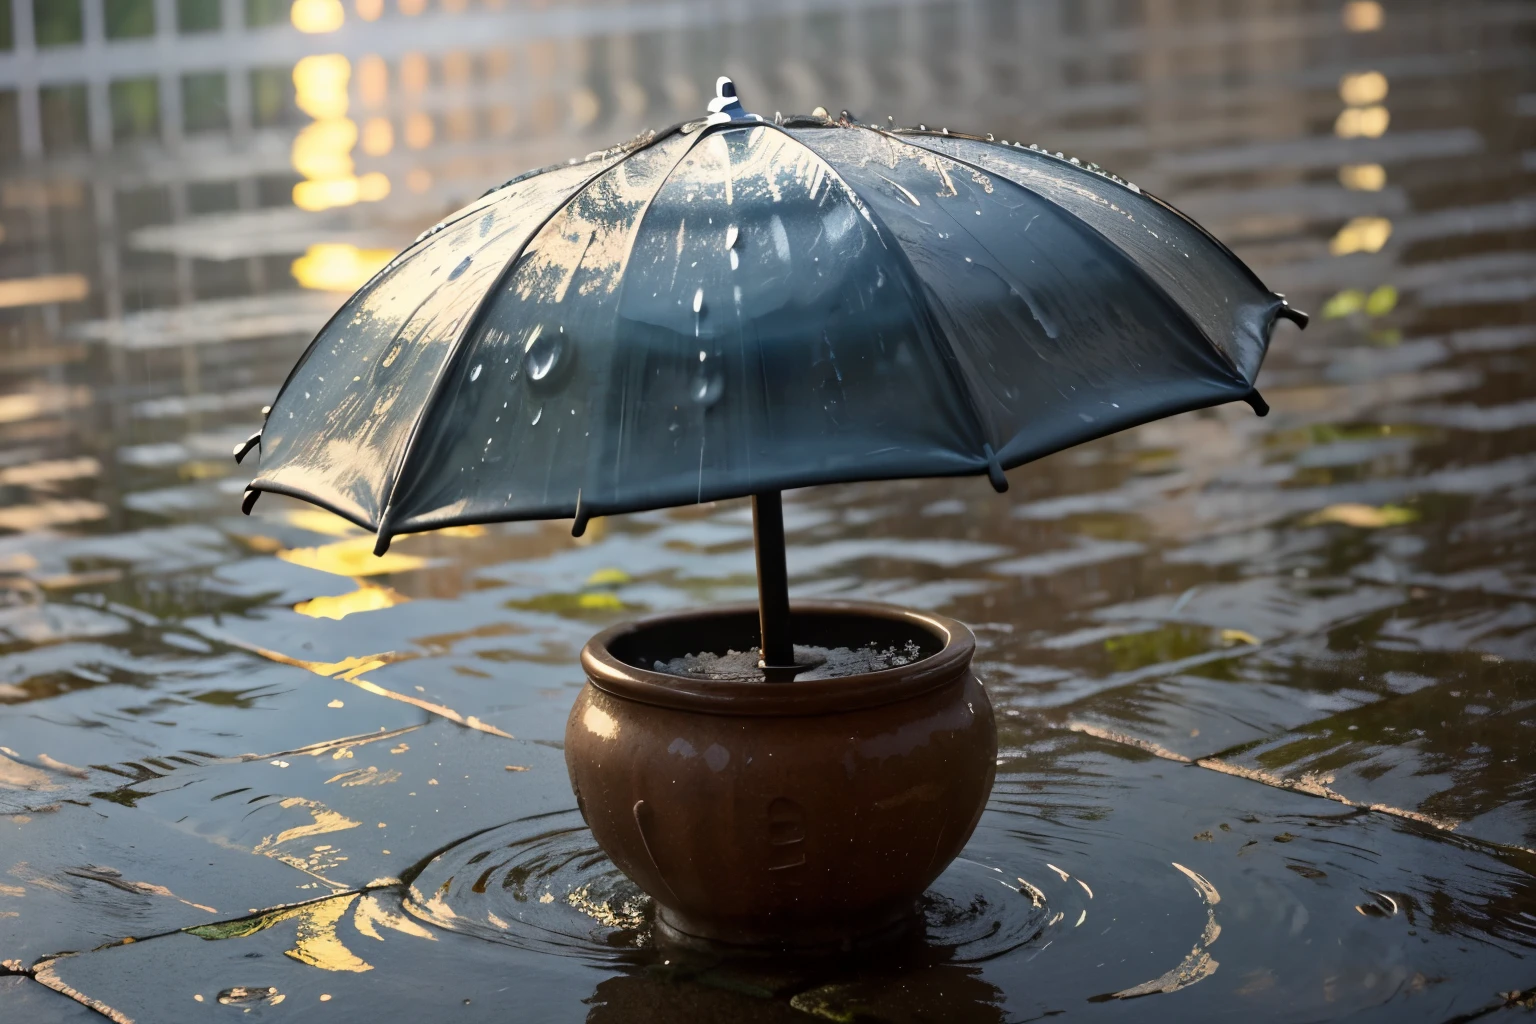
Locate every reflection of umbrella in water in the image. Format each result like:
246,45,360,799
237,78,1306,669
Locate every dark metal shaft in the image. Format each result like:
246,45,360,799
752,491,794,669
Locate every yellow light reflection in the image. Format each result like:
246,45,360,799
0,273,89,309
292,0,345,35
361,118,394,156
1322,289,1365,318
357,172,390,201
291,243,394,291
1338,163,1386,190
571,88,601,128
295,584,409,621
404,112,434,149
357,55,388,108
1304,503,1417,528
290,54,390,212
288,894,373,973
294,55,350,119
1335,105,1390,139
288,507,360,536
443,51,472,86
292,167,389,211
407,169,433,193
279,536,427,577
1339,71,1388,106
399,0,426,16
292,118,358,180
1329,216,1393,256
1364,284,1399,316
400,53,429,94
355,0,383,21
1342,1,1384,32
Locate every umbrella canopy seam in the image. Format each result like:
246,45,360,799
758,121,996,477
248,139,671,463
876,128,1258,383
373,126,707,554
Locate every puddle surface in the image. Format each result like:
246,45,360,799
2,0,1535,1020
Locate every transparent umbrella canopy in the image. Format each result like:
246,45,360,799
237,78,1306,669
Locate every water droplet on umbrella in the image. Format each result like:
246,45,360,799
448,256,473,280
725,224,739,249
729,250,739,271
691,373,723,406
470,363,482,381
693,288,705,314
526,341,559,381
531,407,542,425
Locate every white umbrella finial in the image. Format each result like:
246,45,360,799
706,76,758,124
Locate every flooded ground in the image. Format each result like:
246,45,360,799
1,0,1534,1020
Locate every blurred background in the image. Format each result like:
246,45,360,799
2,2,1535,1021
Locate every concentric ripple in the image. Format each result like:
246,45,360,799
403,810,652,959
402,809,1061,964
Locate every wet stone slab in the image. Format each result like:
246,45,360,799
0,799,309,968
0,974,101,1022
1,0,1534,1019
30,726,1536,1023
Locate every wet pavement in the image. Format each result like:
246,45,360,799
1,0,1535,1020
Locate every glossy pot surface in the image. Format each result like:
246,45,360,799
565,601,996,950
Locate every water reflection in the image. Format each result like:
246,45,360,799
1,0,1534,1020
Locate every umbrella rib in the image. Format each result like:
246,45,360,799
879,129,1252,380
244,155,631,522
372,126,710,553
370,145,659,554
767,123,1001,481
572,126,726,526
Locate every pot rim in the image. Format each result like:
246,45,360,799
580,599,976,717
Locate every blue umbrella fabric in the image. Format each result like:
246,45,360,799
238,78,1305,553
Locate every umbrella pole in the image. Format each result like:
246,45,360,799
752,491,795,669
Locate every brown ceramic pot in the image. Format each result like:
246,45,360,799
565,600,996,951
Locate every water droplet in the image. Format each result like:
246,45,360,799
531,407,542,425
693,288,704,314
691,373,724,406
469,363,482,381
729,250,739,271
699,350,707,362
448,256,473,280
725,224,739,249
523,324,563,382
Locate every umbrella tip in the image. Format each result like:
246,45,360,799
1277,301,1310,329
983,444,1009,493
707,76,756,123
1244,390,1271,417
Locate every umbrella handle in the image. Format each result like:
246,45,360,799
752,491,795,671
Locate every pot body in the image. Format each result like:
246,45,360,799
565,601,996,950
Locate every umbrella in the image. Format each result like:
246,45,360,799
236,77,1306,669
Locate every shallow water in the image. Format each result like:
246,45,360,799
654,642,927,680
2,0,1535,1020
